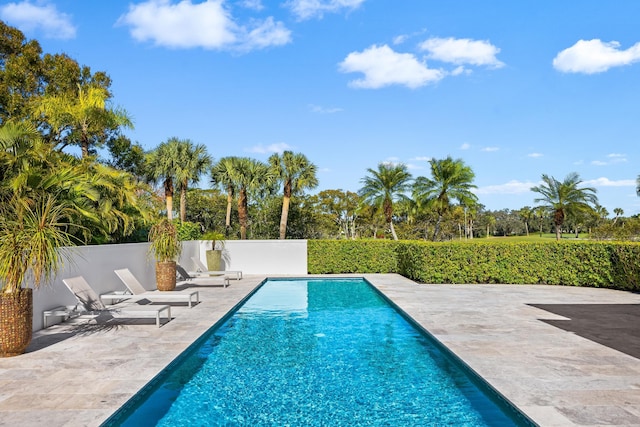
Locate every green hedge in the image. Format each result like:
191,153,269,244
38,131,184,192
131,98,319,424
308,240,640,290
307,240,399,274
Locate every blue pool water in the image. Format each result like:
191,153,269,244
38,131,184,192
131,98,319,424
104,278,532,426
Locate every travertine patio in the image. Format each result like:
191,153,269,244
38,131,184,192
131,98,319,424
1,274,640,426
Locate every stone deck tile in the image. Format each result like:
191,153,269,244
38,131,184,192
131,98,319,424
2,274,640,426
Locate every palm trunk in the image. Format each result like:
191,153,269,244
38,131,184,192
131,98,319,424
180,184,187,223
238,189,248,240
164,178,173,221
279,183,292,240
433,215,443,241
225,187,233,234
389,221,398,240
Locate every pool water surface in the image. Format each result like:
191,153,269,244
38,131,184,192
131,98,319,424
104,278,532,426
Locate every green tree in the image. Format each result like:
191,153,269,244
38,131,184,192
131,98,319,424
145,138,180,220
228,157,272,239
0,21,44,124
358,163,412,240
530,172,598,240
518,206,533,236
268,151,318,239
173,139,211,222
210,157,238,235
413,157,478,241
35,84,133,158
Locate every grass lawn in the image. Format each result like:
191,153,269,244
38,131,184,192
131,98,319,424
486,233,588,242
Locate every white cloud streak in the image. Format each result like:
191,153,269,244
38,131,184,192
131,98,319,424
584,177,636,187
308,104,343,114
117,0,291,51
528,153,543,158
419,37,504,68
460,143,471,150
285,0,365,21
481,146,499,152
339,44,444,89
553,39,640,74
475,180,537,195
246,142,292,154
0,1,76,39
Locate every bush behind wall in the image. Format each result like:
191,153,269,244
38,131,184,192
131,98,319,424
308,240,640,290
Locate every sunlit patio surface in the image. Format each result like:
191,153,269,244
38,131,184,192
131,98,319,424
1,274,640,426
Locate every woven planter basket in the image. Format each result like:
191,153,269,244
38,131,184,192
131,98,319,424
156,261,177,291
0,288,33,357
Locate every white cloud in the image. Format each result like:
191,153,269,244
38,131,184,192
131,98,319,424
240,17,291,50
246,142,292,153
117,0,290,51
450,66,470,76
607,153,627,162
553,39,640,74
0,1,76,39
285,0,365,21
339,44,444,89
393,34,408,45
591,153,628,166
239,0,264,10
584,177,636,187
460,143,471,150
475,180,537,195
412,156,431,161
419,37,504,68
528,152,543,158
308,104,343,114
481,146,499,152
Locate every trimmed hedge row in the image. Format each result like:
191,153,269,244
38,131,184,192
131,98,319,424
307,240,640,290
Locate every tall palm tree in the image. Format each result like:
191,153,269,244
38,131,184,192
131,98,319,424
211,157,237,235
174,140,211,222
227,157,272,239
530,172,598,240
145,138,180,220
358,163,412,240
413,157,478,241
36,85,133,158
268,151,318,239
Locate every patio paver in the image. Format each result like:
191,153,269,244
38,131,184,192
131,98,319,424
1,274,640,426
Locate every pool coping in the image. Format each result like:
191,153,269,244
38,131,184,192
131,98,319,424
1,274,640,426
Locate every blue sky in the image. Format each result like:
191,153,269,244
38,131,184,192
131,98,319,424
2,0,639,216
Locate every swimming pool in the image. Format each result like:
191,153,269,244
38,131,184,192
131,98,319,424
103,278,533,426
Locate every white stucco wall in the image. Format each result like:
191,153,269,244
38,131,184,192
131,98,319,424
32,239,308,331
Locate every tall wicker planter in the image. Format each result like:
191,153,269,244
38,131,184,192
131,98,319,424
156,261,177,291
0,288,33,357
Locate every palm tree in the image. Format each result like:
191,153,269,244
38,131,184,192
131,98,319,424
227,157,272,239
173,140,211,222
358,163,412,240
268,151,318,239
518,206,533,236
36,85,133,158
613,207,624,225
530,172,598,240
413,157,478,241
211,157,237,235
145,138,180,220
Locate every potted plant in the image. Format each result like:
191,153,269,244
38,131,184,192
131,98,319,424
149,219,181,291
202,231,225,271
0,196,74,357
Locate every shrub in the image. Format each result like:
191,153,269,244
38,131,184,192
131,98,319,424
308,240,640,291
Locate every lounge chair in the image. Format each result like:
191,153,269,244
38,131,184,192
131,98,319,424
113,268,200,308
61,276,171,327
190,256,243,280
176,264,230,288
